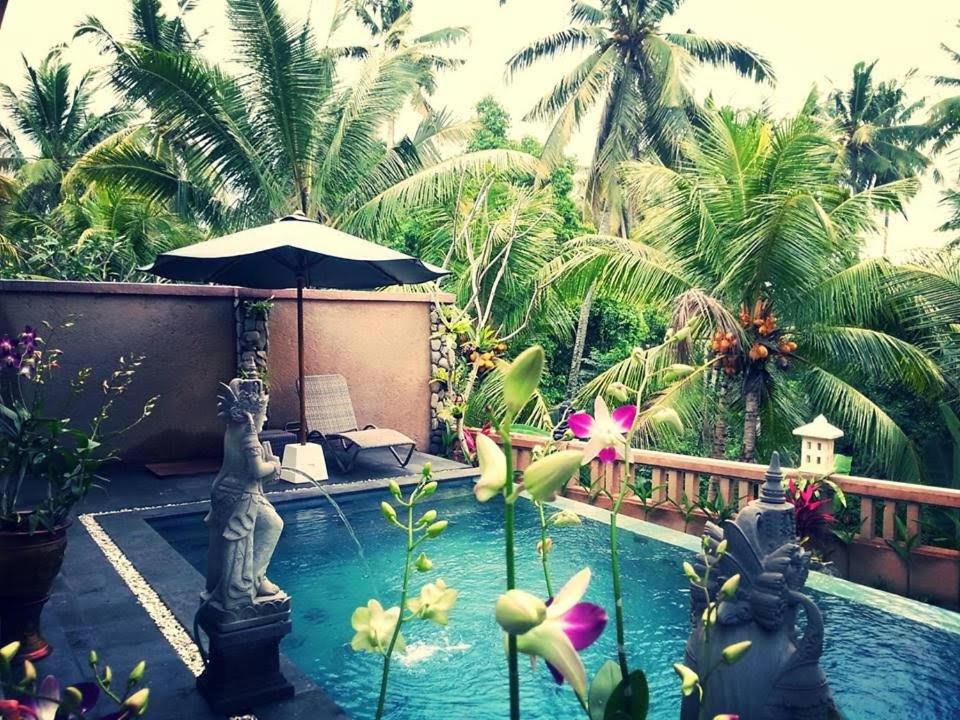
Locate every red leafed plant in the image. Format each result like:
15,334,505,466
786,476,838,545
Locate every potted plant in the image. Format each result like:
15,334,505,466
0,323,156,661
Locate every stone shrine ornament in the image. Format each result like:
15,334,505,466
196,378,294,714
680,452,836,720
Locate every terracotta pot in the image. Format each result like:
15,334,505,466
0,519,70,660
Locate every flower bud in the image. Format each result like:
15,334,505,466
701,605,718,627
673,663,699,696
536,538,553,556
650,408,682,434
548,509,581,528
123,688,150,715
474,433,507,503
22,660,36,684
0,642,19,672
380,502,397,524
419,481,438,497
663,363,695,382
718,574,741,601
421,462,433,478
426,520,448,538
682,562,701,584
417,510,438,526
721,640,752,665
504,346,545,415
88,650,99,665
63,686,84,711
495,590,547,635
388,479,402,497
523,450,582,502
415,553,433,572
716,539,728,556
102,665,112,687
607,382,632,403
128,660,146,684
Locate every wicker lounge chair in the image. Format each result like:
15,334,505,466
286,374,416,472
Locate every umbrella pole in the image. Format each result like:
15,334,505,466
297,275,307,445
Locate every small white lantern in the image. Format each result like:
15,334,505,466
792,415,843,474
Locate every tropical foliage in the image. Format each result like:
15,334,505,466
550,105,943,479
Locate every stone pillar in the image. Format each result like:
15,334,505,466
236,299,270,379
428,301,456,455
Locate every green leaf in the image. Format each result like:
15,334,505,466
832,454,852,475
603,669,649,720
588,660,621,720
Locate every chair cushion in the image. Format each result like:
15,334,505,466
334,428,415,449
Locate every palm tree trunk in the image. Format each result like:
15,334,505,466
565,281,595,400
711,373,730,459
742,389,760,463
882,212,890,257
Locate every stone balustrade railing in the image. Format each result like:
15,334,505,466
492,431,960,606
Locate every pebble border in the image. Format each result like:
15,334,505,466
77,513,206,676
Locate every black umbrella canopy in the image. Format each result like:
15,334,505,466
145,213,447,289
144,214,448,445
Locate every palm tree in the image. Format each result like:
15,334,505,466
350,2,469,142
549,104,943,480
69,0,534,237
941,189,960,245
506,0,774,397
929,21,960,153
829,62,930,193
0,47,132,213
828,61,931,255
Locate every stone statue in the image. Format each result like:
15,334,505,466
204,378,284,611
680,453,836,720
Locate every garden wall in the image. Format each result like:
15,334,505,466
0,280,452,463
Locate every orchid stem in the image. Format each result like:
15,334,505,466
500,420,521,720
536,502,553,597
610,484,630,682
374,483,418,720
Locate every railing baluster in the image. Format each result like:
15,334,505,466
718,477,731,504
667,469,681,503
652,467,667,502
882,501,896,540
737,480,751,508
859,497,875,540
905,503,920,537
683,471,698,503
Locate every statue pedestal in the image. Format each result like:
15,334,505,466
196,594,295,715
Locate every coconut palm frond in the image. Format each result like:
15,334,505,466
802,364,922,481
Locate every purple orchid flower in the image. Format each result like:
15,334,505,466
18,327,37,349
19,677,99,720
568,396,637,464
508,569,607,699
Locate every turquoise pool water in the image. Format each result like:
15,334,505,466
151,481,960,719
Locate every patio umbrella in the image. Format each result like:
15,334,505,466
144,213,448,445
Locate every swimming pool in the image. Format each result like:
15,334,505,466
150,480,960,719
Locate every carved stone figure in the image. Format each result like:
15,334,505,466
680,453,836,720
204,378,284,611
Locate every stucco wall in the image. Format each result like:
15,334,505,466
0,280,450,463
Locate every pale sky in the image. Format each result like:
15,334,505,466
2,0,958,256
